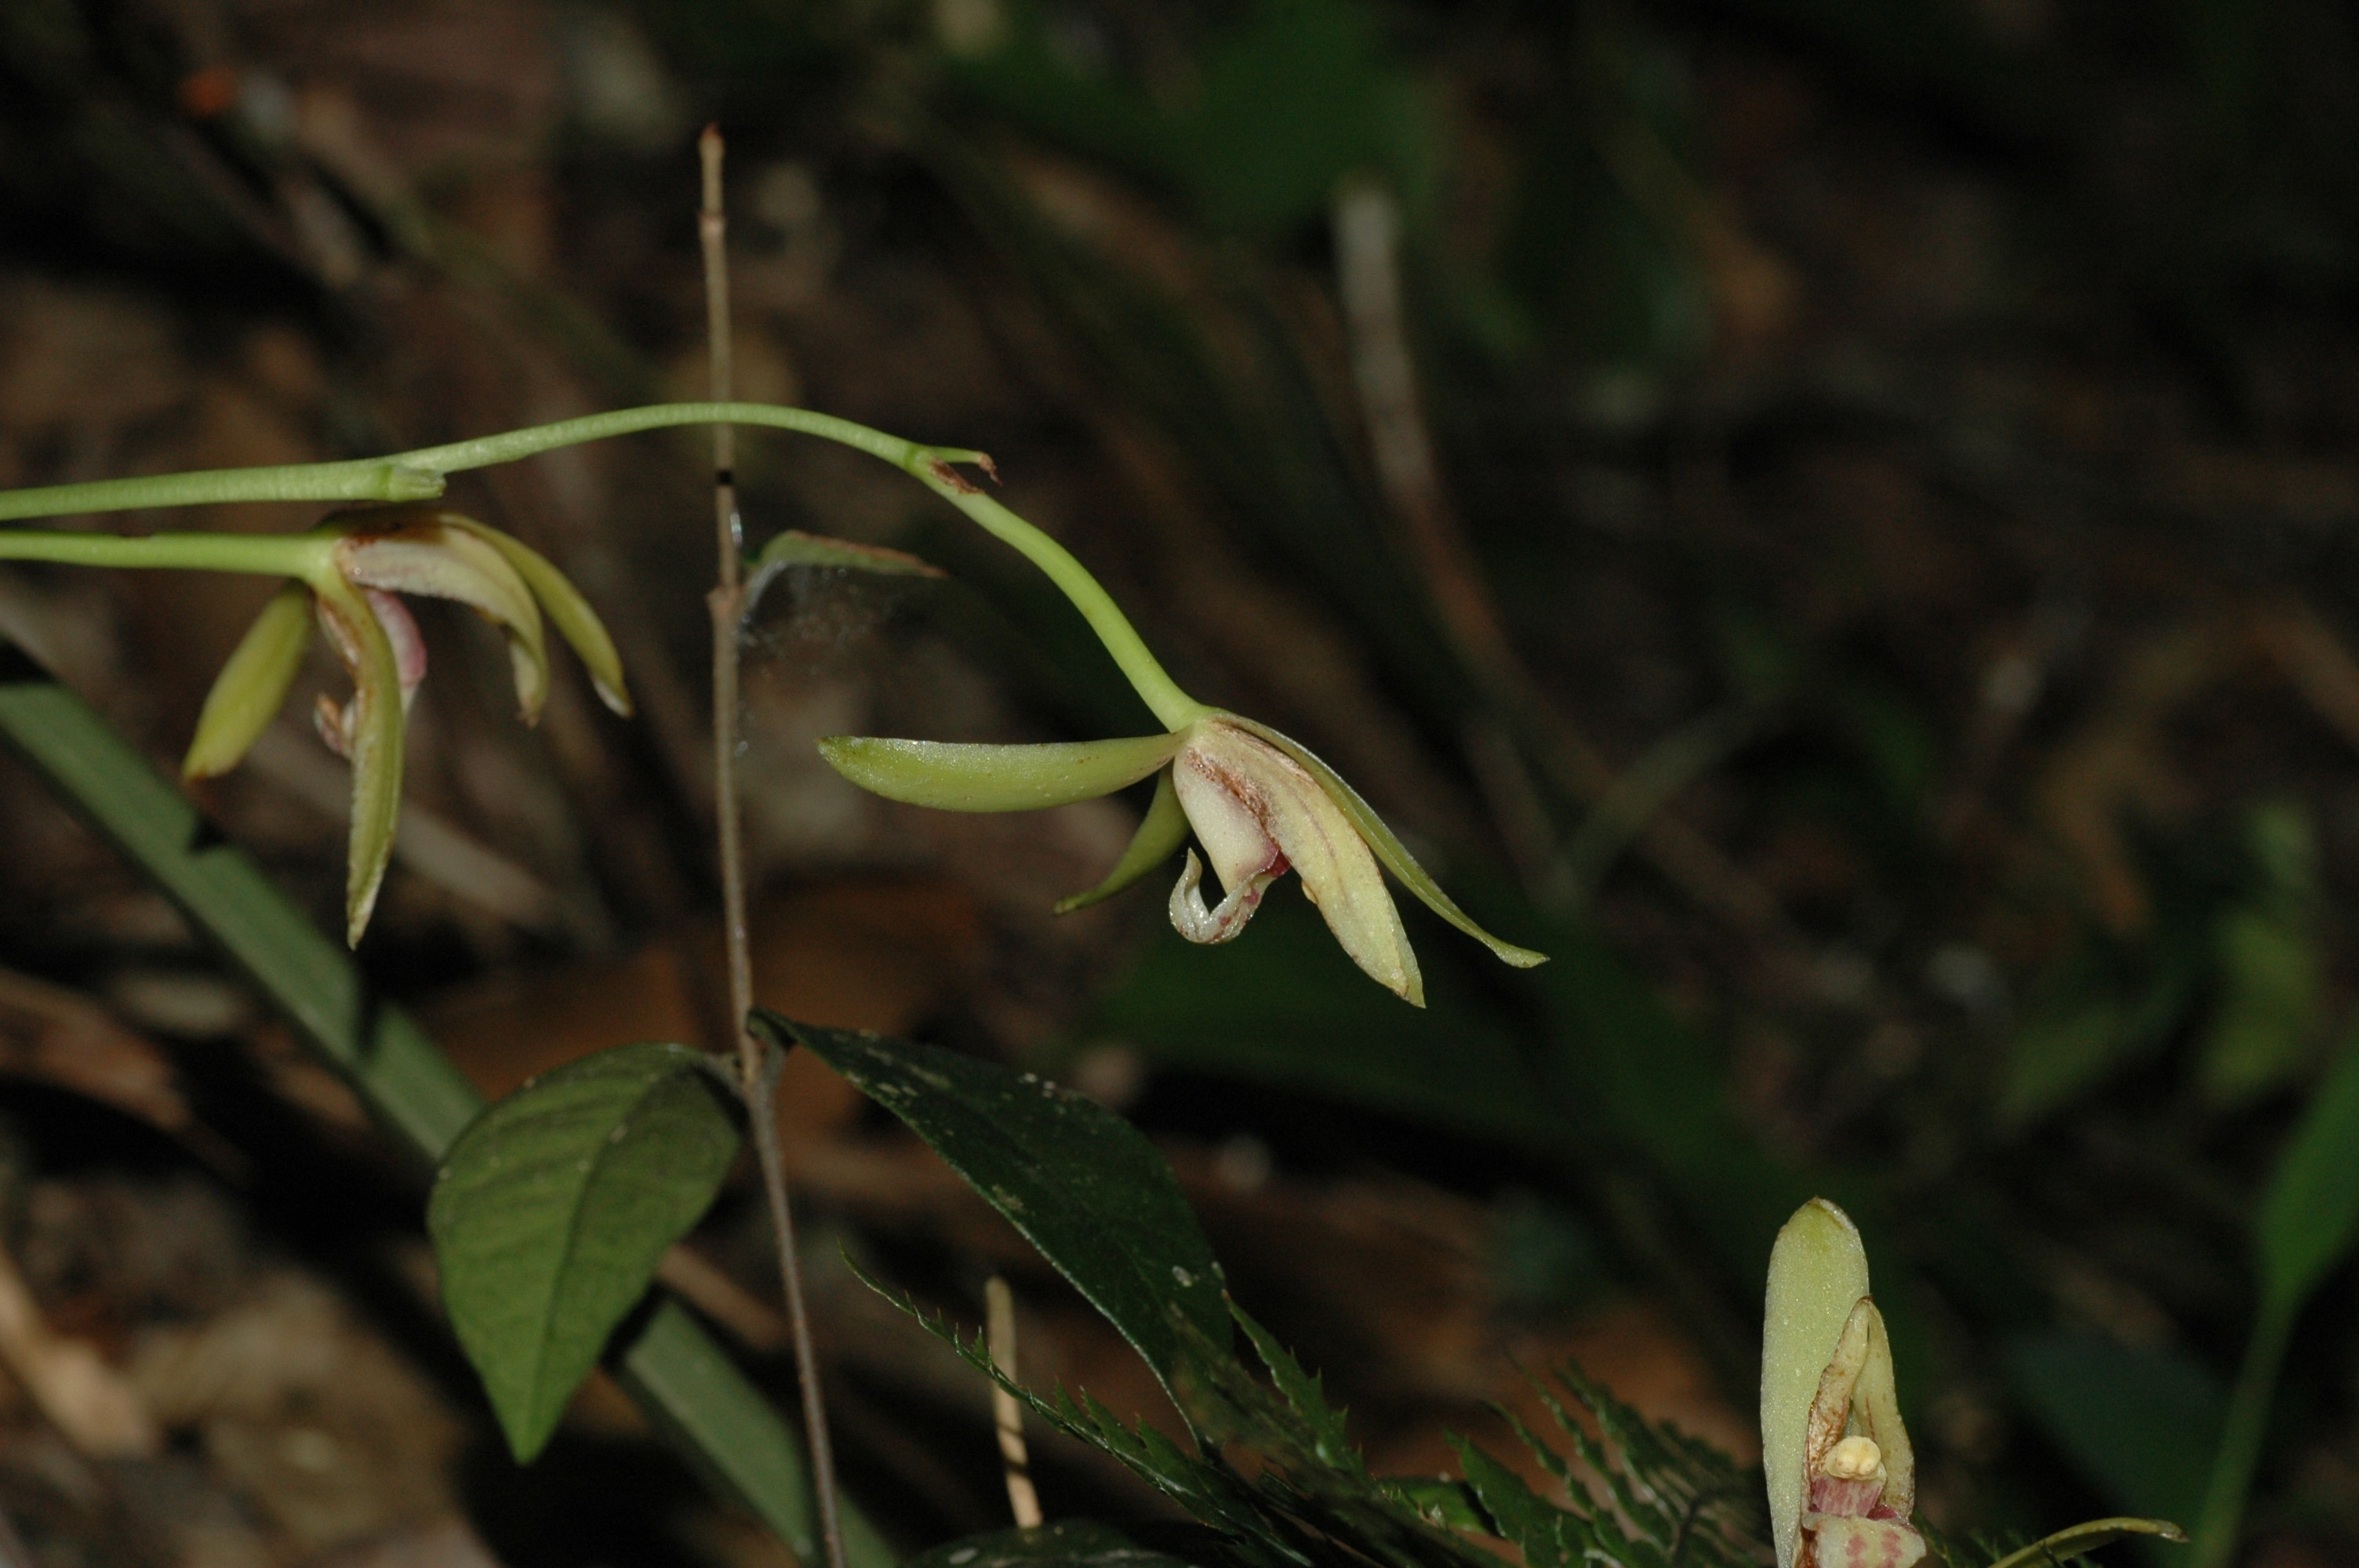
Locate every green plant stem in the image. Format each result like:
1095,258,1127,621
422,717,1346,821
0,461,444,522
0,401,1208,731
0,528,333,579
905,480,1207,731
2193,1300,2295,1568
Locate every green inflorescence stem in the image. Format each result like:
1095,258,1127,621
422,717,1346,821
0,402,1205,730
0,528,335,581
2192,1301,2295,1568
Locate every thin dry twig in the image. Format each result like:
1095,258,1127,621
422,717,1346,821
1331,178,1798,953
984,1276,1042,1529
700,123,849,1568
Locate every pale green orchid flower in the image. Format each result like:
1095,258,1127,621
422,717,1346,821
1762,1200,1922,1568
1763,1200,2191,1568
183,505,631,945
814,463,1543,1005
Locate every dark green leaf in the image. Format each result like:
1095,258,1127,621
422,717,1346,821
903,1519,1234,1568
2256,1025,2359,1317
1081,889,1567,1152
1233,1310,1355,1472
1451,1439,1568,1568
758,1014,1227,1398
1380,1477,1487,1534
2005,1334,2226,1530
430,1041,741,1461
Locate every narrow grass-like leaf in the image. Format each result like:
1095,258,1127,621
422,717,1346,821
0,635,884,1560
430,1041,741,1461
758,1014,1227,1399
751,528,943,579
2255,1027,2359,1317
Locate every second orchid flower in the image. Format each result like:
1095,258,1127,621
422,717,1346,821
184,505,632,944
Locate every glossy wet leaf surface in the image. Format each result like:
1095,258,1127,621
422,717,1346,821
756,1012,1227,1398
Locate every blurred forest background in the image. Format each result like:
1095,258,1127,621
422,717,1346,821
4,0,2359,1564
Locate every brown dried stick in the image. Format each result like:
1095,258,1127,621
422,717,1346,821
700,124,849,1568
985,1277,1043,1529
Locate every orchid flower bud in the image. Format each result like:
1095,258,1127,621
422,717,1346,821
1763,1200,1924,1568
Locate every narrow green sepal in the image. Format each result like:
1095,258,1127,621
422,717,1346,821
1983,1518,2187,1568
1056,767,1188,913
443,517,633,718
818,731,1183,813
184,582,313,779
1222,714,1548,970
315,579,406,946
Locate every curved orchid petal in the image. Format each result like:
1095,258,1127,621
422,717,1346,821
1841,1302,1914,1521
1222,713,1547,971
817,731,1183,812
442,517,633,717
339,521,549,723
1056,767,1189,914
1175,720,1420,1004
184,582,314,779
313,579,408,946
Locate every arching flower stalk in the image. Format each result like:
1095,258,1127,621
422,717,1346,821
817,465,1544,1004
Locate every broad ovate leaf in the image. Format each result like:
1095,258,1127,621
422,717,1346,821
819,731,1183,812
429,1041,740,1462
1764,1197,1872,1568
184,581,313,779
